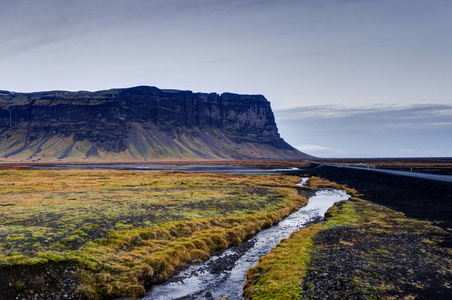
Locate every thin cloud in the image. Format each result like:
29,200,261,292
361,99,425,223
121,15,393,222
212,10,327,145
275,103,452,158
424,122,452,127
275,104,452,120
275,104,452,131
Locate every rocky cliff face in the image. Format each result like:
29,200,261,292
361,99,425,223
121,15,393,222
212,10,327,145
0,86,309,162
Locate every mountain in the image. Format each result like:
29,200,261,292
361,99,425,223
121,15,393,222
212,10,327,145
0,86,309,162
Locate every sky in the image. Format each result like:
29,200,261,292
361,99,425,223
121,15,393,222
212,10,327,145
1,0,451,157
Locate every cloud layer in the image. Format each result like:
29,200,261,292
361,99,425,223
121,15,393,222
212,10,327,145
275,104,452,157
2,1,451,157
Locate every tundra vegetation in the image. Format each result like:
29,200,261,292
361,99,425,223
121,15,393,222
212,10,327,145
0,168,307,299
244,177,452,299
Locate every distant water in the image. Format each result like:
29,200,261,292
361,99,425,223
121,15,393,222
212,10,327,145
29,163,300,175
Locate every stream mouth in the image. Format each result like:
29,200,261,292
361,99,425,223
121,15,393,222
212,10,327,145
143,186,350,300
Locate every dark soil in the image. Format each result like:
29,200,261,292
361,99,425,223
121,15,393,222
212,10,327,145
294,164,452,246
0,262,82,300
301,224,452,299
292,164,452,299
314,158,452,175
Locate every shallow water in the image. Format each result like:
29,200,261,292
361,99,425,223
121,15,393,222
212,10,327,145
144,187,350,300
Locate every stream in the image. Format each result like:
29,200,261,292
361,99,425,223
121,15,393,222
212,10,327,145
143,182,350,300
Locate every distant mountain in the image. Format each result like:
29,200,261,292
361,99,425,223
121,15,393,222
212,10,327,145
0,86,310,162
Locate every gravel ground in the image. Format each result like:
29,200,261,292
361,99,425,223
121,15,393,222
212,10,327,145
292,164,452,299
0,262,82,300
300,225,452,299
297,164,452,244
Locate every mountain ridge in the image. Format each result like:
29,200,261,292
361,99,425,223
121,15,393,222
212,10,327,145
0,86,310,162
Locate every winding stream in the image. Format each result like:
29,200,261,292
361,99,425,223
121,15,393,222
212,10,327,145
144,183,350,300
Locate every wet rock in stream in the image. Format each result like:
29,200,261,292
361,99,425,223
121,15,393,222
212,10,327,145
208,239,258,275
164,238,257,289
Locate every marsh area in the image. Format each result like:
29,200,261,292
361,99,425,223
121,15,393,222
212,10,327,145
1,159,451,300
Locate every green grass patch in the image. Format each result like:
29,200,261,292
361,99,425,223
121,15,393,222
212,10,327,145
0,168,307,299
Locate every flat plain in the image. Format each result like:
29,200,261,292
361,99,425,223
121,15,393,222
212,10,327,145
1,158,451,300
0,168,306,299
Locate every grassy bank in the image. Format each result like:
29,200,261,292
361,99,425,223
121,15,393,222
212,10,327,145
244,179,451,299
0,169,307,299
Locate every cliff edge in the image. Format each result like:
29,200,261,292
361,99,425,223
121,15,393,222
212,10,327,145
0,86,309,162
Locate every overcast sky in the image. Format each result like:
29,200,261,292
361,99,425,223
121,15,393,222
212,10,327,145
1,0,451,157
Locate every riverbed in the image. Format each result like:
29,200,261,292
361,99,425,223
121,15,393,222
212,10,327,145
144,187,350,300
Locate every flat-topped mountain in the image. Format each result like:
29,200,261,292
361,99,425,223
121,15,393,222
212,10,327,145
0,86,309,162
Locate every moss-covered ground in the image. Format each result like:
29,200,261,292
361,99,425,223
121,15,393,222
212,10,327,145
244,178,452,299
0,168,307,299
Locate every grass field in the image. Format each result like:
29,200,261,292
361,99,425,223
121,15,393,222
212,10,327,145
0,168,307,299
